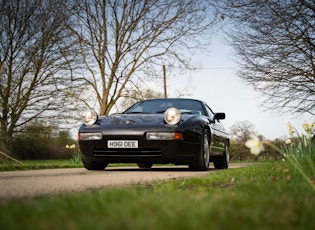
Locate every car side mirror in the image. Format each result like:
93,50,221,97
213,113,225,120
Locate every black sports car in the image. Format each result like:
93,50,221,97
78,98,229,171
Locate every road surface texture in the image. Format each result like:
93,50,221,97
0,163,253,201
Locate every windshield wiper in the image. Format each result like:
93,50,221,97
124,111,151,114
155,110,166,114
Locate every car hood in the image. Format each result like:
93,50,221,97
97,114,193,127
98,114,165,126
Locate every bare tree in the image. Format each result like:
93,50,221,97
0,0,78,151
215,0,315,115
71,0,219,115
229,120,257,142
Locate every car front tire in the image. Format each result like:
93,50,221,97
189,129,210,171
82,158,108,170
137,163,153,169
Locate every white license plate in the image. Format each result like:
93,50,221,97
107,140,138,148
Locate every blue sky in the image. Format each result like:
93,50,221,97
167,33,314,140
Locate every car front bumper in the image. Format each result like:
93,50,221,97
79,130,201,165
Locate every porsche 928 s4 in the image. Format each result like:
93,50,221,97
78,98,229,171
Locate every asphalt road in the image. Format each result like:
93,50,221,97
0,163,253,201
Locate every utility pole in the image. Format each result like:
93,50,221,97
163,65,167,98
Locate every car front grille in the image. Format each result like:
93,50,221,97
93,148,162,157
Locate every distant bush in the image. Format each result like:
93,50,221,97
229,139,283,161
12,123,78,160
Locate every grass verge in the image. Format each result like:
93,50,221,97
0,160,141,171
1,161,315,230
0,159,83,171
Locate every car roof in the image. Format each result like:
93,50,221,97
141,98,205,103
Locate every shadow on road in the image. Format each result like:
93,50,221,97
105,165,217,172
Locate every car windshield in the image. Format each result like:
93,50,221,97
123,99,205,115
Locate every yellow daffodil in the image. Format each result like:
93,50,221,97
302,121,315,135
285,139,291,144
287,122,294,136
245,134,265,156
66,144,76,149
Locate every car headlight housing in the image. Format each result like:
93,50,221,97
78,132,102,140
82,110,98,125
164,107,181,125
146,132,183,140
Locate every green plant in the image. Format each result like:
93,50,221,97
66,144,82,164
246,121,315,191
70,152,82,164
